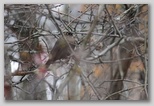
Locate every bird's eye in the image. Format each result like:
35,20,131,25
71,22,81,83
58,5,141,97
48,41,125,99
63,31,73,36
67,32,73,36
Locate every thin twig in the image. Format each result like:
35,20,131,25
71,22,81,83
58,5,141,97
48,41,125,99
87,37,123,60
45,4,74,56
83,4,104,47
99,79,143,87
102,84,148,100
105,5,123,37
81,72,102,100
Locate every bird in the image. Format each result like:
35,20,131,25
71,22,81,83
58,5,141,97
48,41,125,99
45,32,76,68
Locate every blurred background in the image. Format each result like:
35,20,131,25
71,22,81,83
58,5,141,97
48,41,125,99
4,4,148,100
